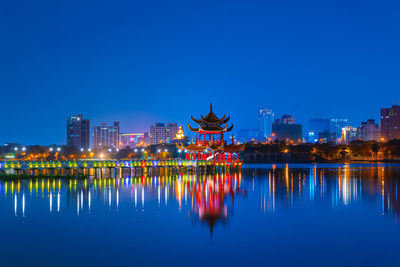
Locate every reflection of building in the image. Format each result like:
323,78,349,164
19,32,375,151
93,122,120,149
381,105,400,141
341,126,357,144
357,119,381,142
187,173,244,237
259,108,274,139
67,115,90,149
120,133,148,148
150,123,167,145
272,115,302,142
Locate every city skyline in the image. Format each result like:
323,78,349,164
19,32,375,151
0,102,394,145
0,103,396,146
2,0,400,144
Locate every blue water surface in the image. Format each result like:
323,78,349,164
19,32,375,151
0,163,400,266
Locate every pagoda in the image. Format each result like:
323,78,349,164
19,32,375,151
177,103,245,165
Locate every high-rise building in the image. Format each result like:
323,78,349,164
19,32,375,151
341,126,357,144
272,115,302,142
381,105,400,141
92,122,120,149
357,119,381,142
330,119,349,141
67,115,90,149
258,108,274,139
307,119,330,143
166,123,179,141
150,123,167,145
120,133,148,148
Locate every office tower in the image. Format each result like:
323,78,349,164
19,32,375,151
272,115,302,142
120,133,148,148
381,105,400,141
258,108,274,139
92,121,120,149
150,123,167,145
166,123,179,141
67,114,90,149
330,119,349,141
341,126,358,144
357,119,381,142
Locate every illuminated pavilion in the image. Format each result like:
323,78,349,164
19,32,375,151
177,103,245,165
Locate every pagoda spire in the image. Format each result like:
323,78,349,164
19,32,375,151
210,102,213,112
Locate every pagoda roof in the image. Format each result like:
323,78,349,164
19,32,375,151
224,143,245,152
176,134,225,152
176,140,244,153
177,142,224,152
187,123,233,133
224,135,245,152
191,103,230,124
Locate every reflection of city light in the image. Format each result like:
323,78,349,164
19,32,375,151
50,191,52,212
3,165,400,227
14,194,17,216
22,193,25,217
57,192,60,212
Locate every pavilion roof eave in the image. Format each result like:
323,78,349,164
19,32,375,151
197,124,234,133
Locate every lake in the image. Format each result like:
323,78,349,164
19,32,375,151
1,163,400,266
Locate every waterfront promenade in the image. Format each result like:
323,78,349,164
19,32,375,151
0,159,243,177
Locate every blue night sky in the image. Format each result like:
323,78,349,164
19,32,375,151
1,0,400,145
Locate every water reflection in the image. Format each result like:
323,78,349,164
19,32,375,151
253,165,400,221
2,165,400,229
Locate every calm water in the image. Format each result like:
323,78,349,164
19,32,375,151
1,163,400,266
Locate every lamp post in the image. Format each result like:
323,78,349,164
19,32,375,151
14,147,18,160
56,147,61,160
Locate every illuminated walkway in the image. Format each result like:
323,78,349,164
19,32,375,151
0,159,242,175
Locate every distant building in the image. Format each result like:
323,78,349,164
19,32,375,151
357,119,381,142
237,129,261,143
93,122,120,149
381,105,400,141
275,114,295,125
258,108,274,139
272,115,302,142
330,119,349,142
342,126,357,144
166,123,179,141
307,119,330,143
67,115,90,149
170,126,189,145
318,131,336,143
120,133,148,148
150,123,167,145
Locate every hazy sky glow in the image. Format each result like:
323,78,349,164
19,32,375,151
1,0,400,145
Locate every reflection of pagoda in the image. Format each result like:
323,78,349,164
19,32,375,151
188,173,245,238
177,103,245,165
